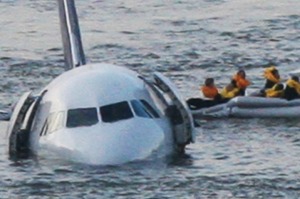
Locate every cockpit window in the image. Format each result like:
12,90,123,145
48,111,65,133
130,100,160,119
131,100,152,118
140,100,160,118
100,101,133,123
40,111,65,136
131,100,159,118
67,108,98,128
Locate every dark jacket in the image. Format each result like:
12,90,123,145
264,79,277,90
284,86,299,100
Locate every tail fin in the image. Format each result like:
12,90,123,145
58,0,86,70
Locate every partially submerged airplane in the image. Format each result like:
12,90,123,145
4,0,195,165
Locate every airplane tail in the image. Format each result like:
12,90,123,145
58,0,86,69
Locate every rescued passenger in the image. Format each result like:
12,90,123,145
232,69,250,96
220,79,240,101
265,83,284,98
263,66,280,89
201,78,221,100
186,78,222,110
284,76,300,100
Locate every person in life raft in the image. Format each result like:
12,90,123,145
186,77,223,109
232,69,251,96
201,77,222,101
202,74,249,102
263,66,280,90
253,66,281,97
284,75,300,100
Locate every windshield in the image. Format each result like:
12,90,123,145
40,111,65,136
130,100,160,118
100,101,133,123
66,107,98,128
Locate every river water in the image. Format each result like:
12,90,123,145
0,0,300,198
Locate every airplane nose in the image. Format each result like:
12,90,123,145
68,120,166,165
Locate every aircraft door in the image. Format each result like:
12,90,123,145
153,72,195,152
7,91,36,157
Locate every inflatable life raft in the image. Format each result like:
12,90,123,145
190,96,300,118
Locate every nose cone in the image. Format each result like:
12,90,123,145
42,119,166,165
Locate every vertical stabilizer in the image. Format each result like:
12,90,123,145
58,0,86,69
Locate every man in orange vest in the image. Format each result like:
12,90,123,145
201,78,221,100
232,69,251,96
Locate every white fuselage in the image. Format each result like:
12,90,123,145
30,63,174,165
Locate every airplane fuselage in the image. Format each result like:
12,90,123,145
29,63,174,164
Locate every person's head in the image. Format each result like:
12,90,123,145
271,68,280,79
231,79,237,87
225,79,237,91
205,78,214,86
292,76,299,82
237,69,246,78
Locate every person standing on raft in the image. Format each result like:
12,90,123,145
232,69,251,96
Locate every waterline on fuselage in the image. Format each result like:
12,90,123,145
37,119,172,165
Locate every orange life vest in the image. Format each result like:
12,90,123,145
232,74,250,89
201,86,219,99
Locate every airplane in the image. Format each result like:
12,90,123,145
4,0,195,165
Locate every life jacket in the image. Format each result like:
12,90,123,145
220,86,240,99
286,79,300,94
232,74,250,90
263,67,280,84
264,79,277,89
265,84,284,98
201,86,219,99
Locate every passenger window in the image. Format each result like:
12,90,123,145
131,100,151,118
100,101,133,123
67,108,98,128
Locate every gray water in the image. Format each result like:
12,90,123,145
1,0,300,198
